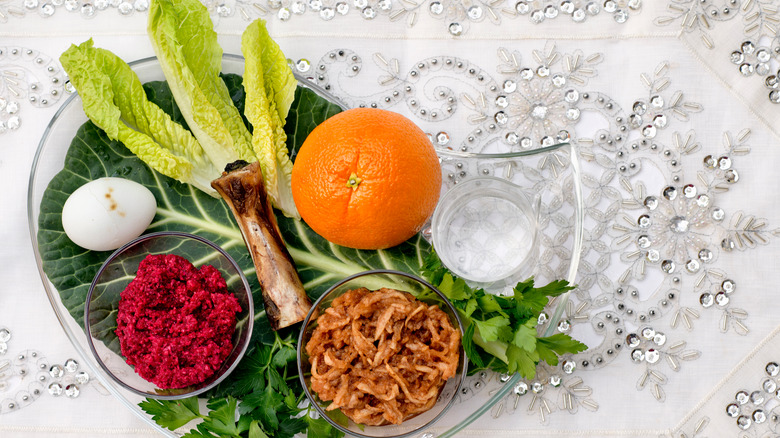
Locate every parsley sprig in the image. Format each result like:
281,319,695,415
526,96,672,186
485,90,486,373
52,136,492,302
420,251,587,378
139,331,343,438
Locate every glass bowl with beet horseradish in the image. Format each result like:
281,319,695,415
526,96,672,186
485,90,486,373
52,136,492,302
297,269,467,438
84,231,254,399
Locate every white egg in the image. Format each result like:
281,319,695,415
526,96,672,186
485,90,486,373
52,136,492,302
62,177,157,251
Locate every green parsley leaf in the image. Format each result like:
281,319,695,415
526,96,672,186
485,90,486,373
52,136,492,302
202,397,243,436
277,417,308,438
506,344,539,378
139,397,201,431
249,421,269,438
437,273,471,301
512,320,538,352
305,412,343,438
472,316,510,342
538,333,589,356
271,345,297,368
244,385,283,432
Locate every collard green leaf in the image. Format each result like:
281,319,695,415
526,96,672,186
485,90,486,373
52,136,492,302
36,73,431,387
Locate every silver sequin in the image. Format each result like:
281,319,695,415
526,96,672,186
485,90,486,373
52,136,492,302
766,362,780,377
48,382,63,396
644,196,658,210
644,348,659,364
49,364,64,378
65,384,80,398
513,381,528,395
64,358,79,373
0,328,10,343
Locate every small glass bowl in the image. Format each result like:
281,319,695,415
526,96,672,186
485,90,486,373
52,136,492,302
84,231,253,400
431,176,540,289
297,269,467,438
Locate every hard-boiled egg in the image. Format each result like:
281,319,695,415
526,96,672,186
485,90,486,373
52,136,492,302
62,177,157,251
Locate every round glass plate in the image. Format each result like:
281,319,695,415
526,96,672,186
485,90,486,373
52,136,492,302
27,54,584,437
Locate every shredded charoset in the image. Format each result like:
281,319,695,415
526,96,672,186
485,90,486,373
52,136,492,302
305,287,461,426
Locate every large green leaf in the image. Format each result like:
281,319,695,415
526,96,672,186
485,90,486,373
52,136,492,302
37,74,431,368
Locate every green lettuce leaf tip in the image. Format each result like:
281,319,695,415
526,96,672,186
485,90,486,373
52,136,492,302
59,39,219,195
147,0,255,172
242,18,299,219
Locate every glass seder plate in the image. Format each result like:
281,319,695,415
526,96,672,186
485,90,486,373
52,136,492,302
27,53,584,437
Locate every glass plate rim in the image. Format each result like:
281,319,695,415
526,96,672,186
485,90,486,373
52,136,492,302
26,53,585,437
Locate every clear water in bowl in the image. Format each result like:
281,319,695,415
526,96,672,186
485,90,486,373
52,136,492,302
432,176,539,289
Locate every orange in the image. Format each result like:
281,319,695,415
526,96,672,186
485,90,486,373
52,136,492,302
291,108,442,250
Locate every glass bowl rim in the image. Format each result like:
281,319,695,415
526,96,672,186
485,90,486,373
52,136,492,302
83,230,254,400
296,268,468,438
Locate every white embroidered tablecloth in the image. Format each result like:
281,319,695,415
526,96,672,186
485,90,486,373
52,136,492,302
3,1,780,437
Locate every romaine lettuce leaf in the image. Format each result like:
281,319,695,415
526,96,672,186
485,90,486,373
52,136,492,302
147,0,255,171
242,19,299,218
59,39,218,195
